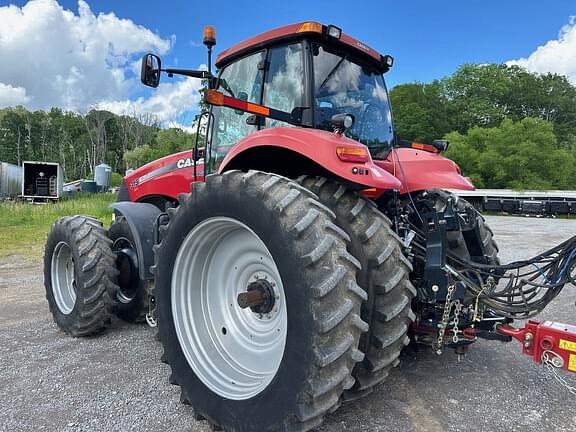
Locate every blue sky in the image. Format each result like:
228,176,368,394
38,0,575,86
1,0,575,125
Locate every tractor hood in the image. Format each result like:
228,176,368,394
376,148,475,194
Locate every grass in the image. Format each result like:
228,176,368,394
0,193,116,258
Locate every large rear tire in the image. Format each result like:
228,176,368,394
300,177,415,400
44,215,118,337
154,171,368,432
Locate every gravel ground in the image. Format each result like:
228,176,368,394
1,215,576,432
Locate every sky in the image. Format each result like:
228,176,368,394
0,0,574,127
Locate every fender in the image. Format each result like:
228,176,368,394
110,202,162,280
376,148,475,194
218,127,402,190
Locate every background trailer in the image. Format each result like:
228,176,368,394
21,161,63,200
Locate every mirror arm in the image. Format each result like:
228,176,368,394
163,68,213,80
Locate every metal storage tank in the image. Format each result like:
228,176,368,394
81,180,98,193
94,163,112,192
0,162,23,198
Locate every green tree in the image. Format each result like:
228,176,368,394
0,106,160,180
392,64,576,147
390,81,451,143
442,64,511,132
445,118,576,190
123,127,197,168
441,64,576,144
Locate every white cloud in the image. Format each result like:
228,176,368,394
97,77,203,124
507,17,576,83
0,0,172,111
0,83,30,106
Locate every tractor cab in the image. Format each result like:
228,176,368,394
142,22,396,175
209,22,395,170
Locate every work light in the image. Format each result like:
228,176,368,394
326,25,342,39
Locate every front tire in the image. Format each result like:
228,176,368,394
155,171,368,432
44,215,118,337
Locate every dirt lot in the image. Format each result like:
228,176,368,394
1,216,576,432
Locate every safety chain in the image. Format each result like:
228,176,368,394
472,276,495,322
542,351,576,396
435,283,456,354
452,300,463,344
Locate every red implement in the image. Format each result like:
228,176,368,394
497,320,576,373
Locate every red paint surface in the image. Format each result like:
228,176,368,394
376,148,475,194
498,320,576,373
216,22,381,67
124,150,204,202
124,134,472,204
218,127,402,190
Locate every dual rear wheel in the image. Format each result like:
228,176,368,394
45,216,150,337
44,216,119,336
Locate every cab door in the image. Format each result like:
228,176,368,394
208,51,265,173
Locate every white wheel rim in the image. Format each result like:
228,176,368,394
51,241,77,315
171,217,288,400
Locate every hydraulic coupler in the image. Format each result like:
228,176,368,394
497,320,576,373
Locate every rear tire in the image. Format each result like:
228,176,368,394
300,177,415,400
108,217,150,323
44,215,118,337
154,171,368,432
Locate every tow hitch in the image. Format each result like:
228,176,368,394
407,197,576,367
497,320,576,373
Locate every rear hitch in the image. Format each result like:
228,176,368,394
422,203,461,300
497,320,576,373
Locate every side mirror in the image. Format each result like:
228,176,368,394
331,113,355,133
432,139,449,152
141,54,161,88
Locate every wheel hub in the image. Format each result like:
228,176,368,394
51,241,77,315
171,217,288,400
112,237,139,303
237,278,276,314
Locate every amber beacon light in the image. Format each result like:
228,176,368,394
203,25,217,47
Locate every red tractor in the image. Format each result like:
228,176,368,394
44,22,576,432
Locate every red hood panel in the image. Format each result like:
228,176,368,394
124,150,203,202
376,148,475,194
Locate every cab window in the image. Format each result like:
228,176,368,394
262,43,304,128
312,44,394,158
210,50,265,171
